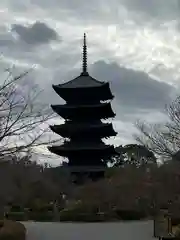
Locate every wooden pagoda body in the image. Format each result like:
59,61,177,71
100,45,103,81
48,34,118,184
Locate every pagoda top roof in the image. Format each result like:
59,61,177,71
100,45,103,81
56,72,105,89
56,33,107,89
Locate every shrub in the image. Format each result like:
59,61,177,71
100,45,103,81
10,206,23,212
29,200,53,213
6,212,27,221
0,220,26,240
28,211,54,222
37,205,53,212
59,199,119,222
59,209,117,222
114,209,146,220
60,210,96,222
0,221,4,228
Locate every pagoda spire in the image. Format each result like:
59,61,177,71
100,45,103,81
81,33,89,76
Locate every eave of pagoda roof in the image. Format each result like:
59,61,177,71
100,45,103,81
52,81,114,103
51,102,113,109
50,122,117,138
49,142,114,150
48,147,116,158
50,122,114,131
54,73,106,89
51,102,115,120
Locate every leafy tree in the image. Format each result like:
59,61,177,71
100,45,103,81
113,144,156,167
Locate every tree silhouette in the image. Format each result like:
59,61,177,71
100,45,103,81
0,67,59,157
114,144,156,167
135,96,180,160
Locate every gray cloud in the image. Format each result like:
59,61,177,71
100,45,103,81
15,0,180,24
121,0,180,21
8,0,127,24
44,60,175,119
11,21,60,46
90,61,175,111
4,0,180,30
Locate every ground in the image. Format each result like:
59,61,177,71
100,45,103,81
23,220,156,240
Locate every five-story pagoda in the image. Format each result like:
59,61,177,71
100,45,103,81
48,34,118,184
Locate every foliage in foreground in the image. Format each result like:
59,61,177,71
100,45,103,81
2,154,180,222
0,220,26,240
72,161,180,219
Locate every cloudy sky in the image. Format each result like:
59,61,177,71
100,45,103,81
0,0,180,165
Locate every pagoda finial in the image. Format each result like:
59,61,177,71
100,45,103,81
81,33,88,76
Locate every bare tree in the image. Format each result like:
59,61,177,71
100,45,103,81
135,96,180,160
0,67,61,157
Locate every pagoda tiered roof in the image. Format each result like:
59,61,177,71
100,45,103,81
50,122,117,139
54,72,104,88
51,102,115,120
52,78,113,103
48,142,116,158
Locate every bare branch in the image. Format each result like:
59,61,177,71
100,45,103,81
134,97,180,160
0,66,59,156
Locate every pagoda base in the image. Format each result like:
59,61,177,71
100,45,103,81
68,166,106,172
66,165,106,185
71,172,105,185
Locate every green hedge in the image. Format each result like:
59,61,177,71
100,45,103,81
59,209,117,222
6,212,27,221
10,206,23,212
6,210,57,222
5,208,147,222
28,200,54,213
29,205,53,212
114,209,147,220
59,201,147,222
28,211,55,222
0,220,26,240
